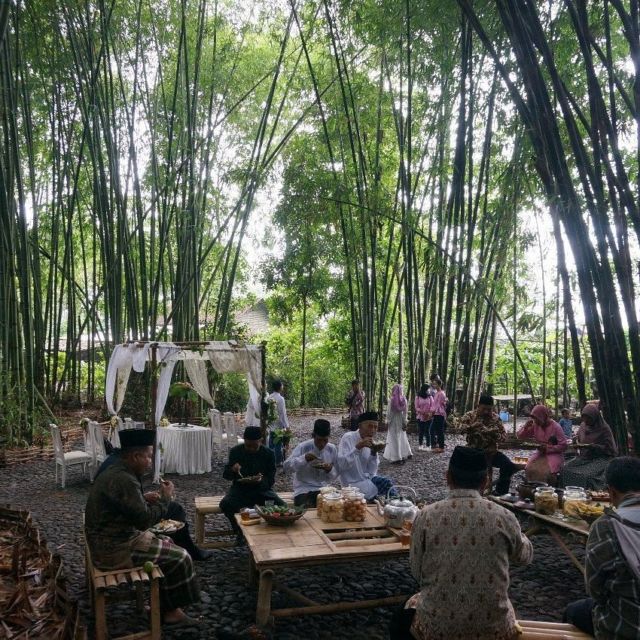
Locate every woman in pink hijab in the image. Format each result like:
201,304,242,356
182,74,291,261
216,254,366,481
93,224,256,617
517,405,568,484
384,384,412,463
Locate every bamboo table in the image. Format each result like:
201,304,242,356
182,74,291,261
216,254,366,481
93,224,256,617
236,506,410,626
489,496,590,575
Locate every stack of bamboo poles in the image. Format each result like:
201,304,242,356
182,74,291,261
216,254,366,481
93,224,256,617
0,506,84,639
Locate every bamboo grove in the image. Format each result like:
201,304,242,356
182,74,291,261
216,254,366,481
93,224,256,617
0,0,638,450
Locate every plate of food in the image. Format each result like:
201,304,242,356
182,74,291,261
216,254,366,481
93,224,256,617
255,504,305,526
371,441,386,453
237,474,263,484
312,460,329,469
588,490,610,502
150,519,185,534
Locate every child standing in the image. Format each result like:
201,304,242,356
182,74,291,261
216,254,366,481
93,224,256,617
414,384,433,452
558,408,573,440
429,376,448,453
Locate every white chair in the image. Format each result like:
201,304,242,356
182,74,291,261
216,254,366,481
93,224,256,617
87,421,108,480
50,423,92,488
208,408,224,452
223,412,238,447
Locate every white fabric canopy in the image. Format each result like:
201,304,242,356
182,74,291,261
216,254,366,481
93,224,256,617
104,341,264,426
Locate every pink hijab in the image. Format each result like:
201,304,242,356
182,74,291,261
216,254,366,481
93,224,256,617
530,404,552,426
390,384,407,412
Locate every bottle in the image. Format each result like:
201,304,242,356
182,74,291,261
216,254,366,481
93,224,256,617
320,492,344,523
563,487,588,518
534,486,558,515
344,490,367,522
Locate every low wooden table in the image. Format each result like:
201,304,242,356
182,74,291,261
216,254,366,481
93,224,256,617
237,506,409,626
489,496,590,575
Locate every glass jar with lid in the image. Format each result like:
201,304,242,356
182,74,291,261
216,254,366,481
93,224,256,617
316,486,336,515
320,492,344,523
344,489,367,522
534,486,559,515
563,487,588,517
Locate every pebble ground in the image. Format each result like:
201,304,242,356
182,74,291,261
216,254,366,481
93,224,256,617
0,415,588,639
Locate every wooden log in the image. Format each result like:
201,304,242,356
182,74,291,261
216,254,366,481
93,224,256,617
271,594,409,618
326,529,393,541
333,536,400,548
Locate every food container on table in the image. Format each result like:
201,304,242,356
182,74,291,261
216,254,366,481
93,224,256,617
316,486,337,516
563,487,589,518
534,486,559,515
320,492,344,523
344,489,367,522
517,481,548,501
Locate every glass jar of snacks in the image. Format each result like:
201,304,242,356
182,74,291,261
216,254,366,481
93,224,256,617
344,490,367,522
320,492,344,523
317,486,336,516
563,487,588,518
534,486,558,515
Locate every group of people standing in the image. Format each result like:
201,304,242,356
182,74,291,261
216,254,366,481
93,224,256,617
346,375,450,463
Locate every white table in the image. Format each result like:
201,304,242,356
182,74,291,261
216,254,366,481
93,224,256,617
155,424,212,478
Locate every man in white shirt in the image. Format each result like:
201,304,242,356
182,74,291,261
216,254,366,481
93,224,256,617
337,411,397,501
267,379,289,466
283,419,338,507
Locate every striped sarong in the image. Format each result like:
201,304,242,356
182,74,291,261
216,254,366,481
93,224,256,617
131,535,200,610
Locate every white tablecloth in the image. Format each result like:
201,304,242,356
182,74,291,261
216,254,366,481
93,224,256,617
156,424,212,477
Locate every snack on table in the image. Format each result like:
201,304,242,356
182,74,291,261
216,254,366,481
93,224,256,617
564,501,605,521
588,490,610,501
343,491,367,522
534,487,559,515
320,492,344,523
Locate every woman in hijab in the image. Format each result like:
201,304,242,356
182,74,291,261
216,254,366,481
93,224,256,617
517,405,568,484
560,404,618,489
384,384,413,464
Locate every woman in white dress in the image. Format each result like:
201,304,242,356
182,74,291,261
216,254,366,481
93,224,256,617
384,384,413,463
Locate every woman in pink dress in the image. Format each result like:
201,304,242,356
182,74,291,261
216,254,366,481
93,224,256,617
517,405,568,484
428,377,448,453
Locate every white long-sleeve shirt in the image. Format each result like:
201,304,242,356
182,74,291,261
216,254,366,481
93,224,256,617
283,439,339,497
267,391,289,430
337,430,379,500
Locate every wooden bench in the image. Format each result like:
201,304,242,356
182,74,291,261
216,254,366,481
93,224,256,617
85,541,163,640
195,492,295,548
517,620,593,639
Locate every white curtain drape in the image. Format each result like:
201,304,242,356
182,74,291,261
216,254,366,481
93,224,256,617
184,358,215,407
206,343,262,426
105,344,137,415
105,341,264,426
154,343,178,426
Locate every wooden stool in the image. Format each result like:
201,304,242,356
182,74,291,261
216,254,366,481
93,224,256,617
85,542,163,640
195,492,295,547
517,620,594,639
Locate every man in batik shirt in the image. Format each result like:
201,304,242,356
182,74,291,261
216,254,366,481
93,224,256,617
391,446,533,640
85,429,201,628
458,394,524,495
565,457,640,639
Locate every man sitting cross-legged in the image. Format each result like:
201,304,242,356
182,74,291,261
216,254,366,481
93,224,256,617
283,418,339,507
337,411,397,501
390,445,533,640
458,394,525,495
564,456,640,639
220,425,286,544
85,429,201,628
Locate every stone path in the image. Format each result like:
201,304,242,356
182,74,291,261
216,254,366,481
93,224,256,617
0,415,588,639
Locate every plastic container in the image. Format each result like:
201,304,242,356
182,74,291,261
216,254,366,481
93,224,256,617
534,486,559,515
563,487,589,518
316,486,336,516
344,490,367,522
320,492,344,523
